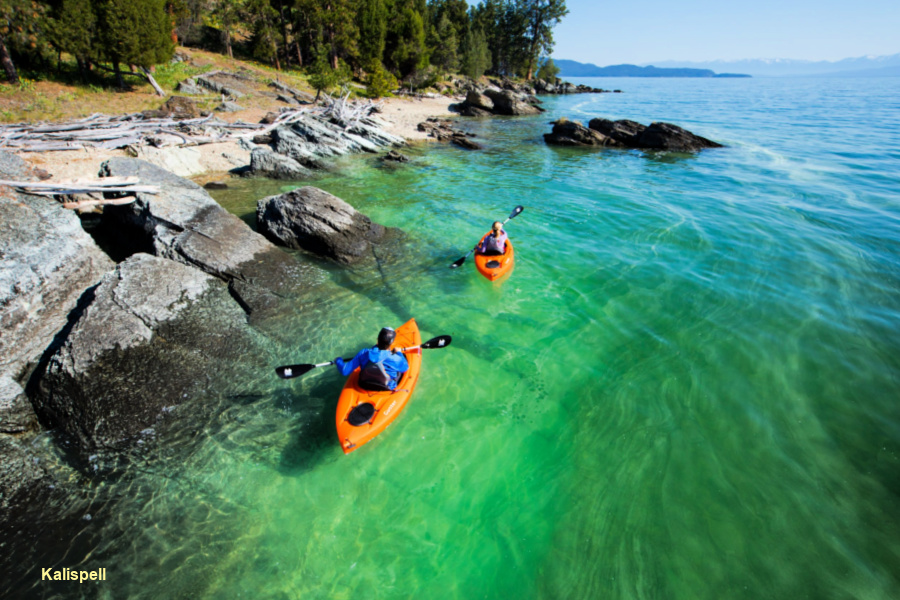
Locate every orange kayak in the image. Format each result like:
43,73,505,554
335,318,422,454
474,234,515,281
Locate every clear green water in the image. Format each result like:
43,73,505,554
8,78,900,599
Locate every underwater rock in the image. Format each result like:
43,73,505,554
33,254,267,453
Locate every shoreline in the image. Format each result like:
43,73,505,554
20,95,460,182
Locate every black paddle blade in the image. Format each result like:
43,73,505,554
507,205,524,220
449,256,466,268
275,364,317,379
421,335,452,349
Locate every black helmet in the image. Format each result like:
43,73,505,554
377,327,396,350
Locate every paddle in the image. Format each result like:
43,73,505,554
449,205,524,268
275,335,453,379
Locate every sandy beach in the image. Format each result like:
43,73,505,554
20,95,459,183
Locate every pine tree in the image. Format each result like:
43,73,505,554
429,13,457,75
357,0,386,71
385,0,426,78
50,0,97,76
0,0,47,83
520,0,567,80
96,0,174,87
210,0,244,59
536,56,558,81
459,25,489,79
246,0,282,69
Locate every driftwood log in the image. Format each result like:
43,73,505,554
0,97,385,154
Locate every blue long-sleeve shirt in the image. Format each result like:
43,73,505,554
334,347,409,389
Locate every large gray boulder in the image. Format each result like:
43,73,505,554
483,89,543,116
257,187,399,265
249,147,314,180
0,152,114,383
465,90,494,112
99,158,318,319
33,254,268,453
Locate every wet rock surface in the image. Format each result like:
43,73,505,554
545,118,724,152
257,186,400,265
33,254,269,453
0,152,114,383
542,119,615,146
99,158,315,319
0,376,37,433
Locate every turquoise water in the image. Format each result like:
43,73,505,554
8,77,900,599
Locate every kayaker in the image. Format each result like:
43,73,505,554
475,221,508,256
334,327,409,391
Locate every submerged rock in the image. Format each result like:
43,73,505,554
33,254,267,453
382,150,410,163
0,433,51,520
257,187,400,265
417,118,483,150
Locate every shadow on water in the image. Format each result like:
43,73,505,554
275,375,343,476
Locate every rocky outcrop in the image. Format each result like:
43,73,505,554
633,122,723,152
98,158,320,319
194,70,255,98
417,118,483,150
453,86,545,117
483,89,544,116
465,90,494,112
545,118,724,152
543,119,616,146
245,113,405,178
0,152,114,384
0,152,113,522
249,147,314,180
33,254,268,452
257,187,400,265
0,376,37,433
587,119,647,146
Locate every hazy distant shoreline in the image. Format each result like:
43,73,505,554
556,53,900,78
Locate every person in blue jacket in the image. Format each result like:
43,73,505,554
334,327,409,390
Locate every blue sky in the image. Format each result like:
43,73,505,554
542,0,900,64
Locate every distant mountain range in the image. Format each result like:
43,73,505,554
554,60,750,78
643,53,900,77
555,53,900,78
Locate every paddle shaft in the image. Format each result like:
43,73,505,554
275,335,451,379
